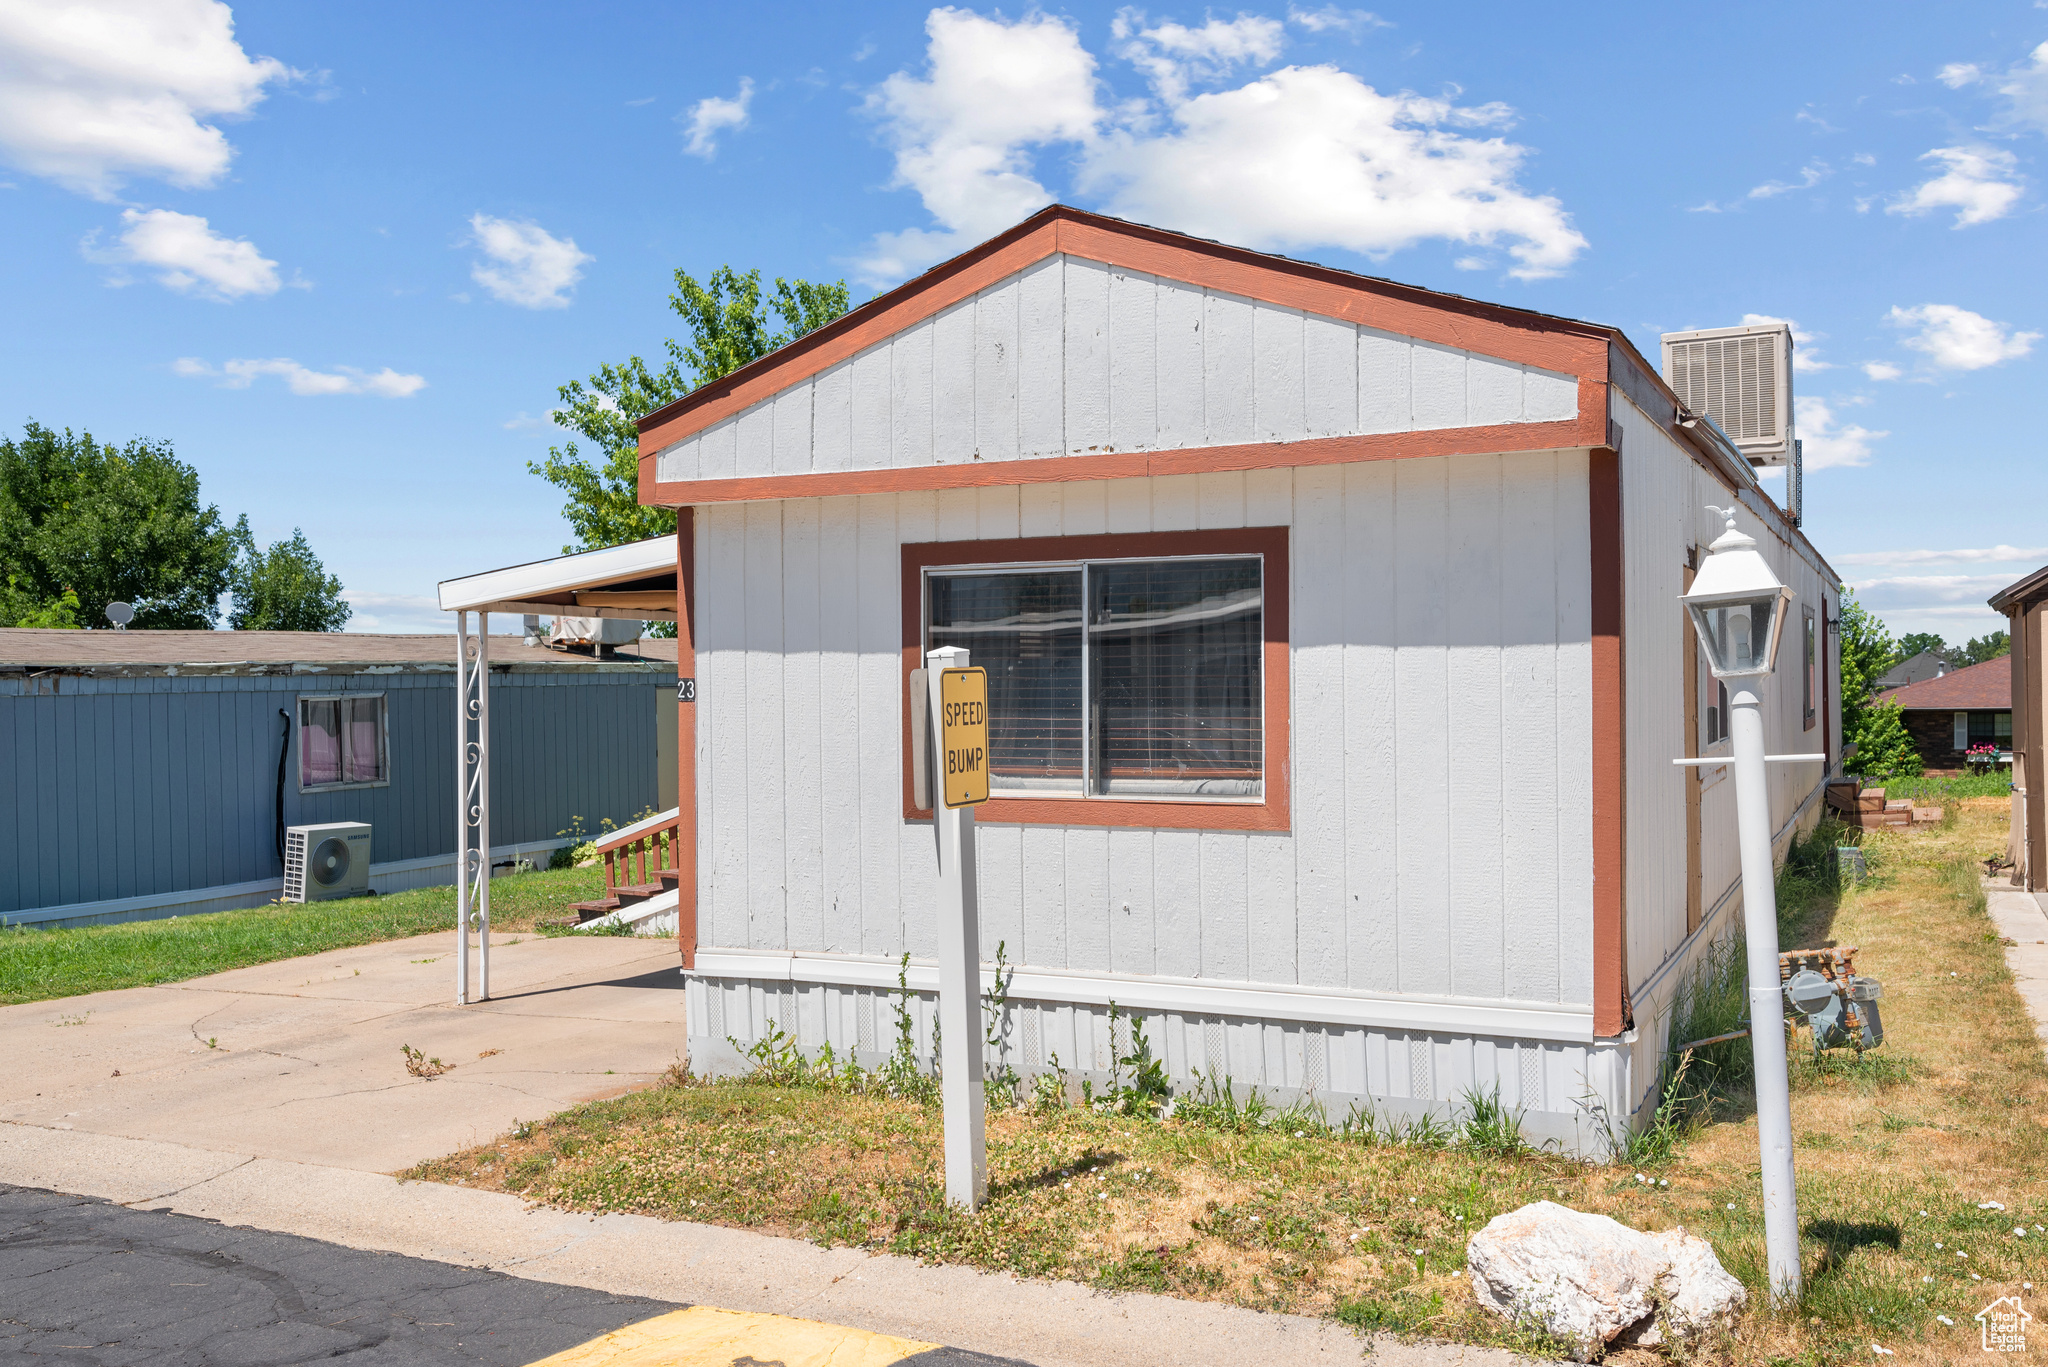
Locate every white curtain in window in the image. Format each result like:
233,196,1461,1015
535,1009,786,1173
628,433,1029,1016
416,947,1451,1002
344,697,384,782
301,699,343,786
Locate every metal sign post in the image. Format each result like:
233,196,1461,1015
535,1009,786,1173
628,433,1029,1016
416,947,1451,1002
926,647,987,1210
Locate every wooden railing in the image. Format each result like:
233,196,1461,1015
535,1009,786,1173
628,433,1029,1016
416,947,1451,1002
592,806,682,900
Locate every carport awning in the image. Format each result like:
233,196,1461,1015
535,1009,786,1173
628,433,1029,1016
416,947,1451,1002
436,535,678,621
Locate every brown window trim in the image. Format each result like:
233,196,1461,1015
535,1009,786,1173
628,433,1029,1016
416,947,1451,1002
901,527,1290,833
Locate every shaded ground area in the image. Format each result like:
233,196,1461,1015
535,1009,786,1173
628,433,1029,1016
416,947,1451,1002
0,1184,667,1364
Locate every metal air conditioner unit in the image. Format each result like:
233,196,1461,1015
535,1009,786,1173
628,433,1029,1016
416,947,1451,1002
1661,322,1795,466
284,822,372,902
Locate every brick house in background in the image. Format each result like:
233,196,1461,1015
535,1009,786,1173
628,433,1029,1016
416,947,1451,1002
1874,655,2012,770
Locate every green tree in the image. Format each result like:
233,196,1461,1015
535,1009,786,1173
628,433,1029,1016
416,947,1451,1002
0,421,238,628
1895,631,1946,662
5,579,80,628
529,266,851,554
1848,700,1923,779
1956,630,2011,667
227,520,351,631
1836,590,1896,731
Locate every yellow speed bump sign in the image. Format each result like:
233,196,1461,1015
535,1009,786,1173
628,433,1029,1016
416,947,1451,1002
938,667,990,808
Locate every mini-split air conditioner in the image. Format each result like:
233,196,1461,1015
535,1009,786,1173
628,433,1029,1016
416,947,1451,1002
284,822,372,902
1661,322,1795,467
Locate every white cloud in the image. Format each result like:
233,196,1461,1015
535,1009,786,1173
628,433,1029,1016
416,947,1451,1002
1087,67,1587,281
1955,39,2048,135
681,78,753,159
1862,360,1903,381
1836,545,2048,567
1287,6,1389,34
1847,572,2017,597
1994,40,2048,132
174,356,426,397
340,591,442,634
0,0,291,199
1740,313,1830,372
859,9,1104,282
859,7,1586,287
1795,395,1886,469
1887,303,2039,370
467,214,591,308
1887,146,2023,226
93,207,280,298
1748,161,1829,199
1114,12,1285,102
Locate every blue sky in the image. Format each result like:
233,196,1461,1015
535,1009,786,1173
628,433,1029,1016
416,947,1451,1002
1,1,2042,643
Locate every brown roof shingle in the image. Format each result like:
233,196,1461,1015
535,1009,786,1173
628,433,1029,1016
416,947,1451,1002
1875,654,2011,710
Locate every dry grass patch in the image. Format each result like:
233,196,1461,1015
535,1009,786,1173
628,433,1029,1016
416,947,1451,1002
405,803,2048,1364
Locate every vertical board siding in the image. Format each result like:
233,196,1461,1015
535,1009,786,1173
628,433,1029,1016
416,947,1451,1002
692,456,1595,1007
652,254,1581,484
1615,395,1835,1040
1,666,666,915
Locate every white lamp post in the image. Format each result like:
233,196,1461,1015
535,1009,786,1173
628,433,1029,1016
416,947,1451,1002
1676,506,1816,1306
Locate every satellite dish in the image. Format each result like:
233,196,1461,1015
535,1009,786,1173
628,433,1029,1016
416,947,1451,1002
105,601,134,630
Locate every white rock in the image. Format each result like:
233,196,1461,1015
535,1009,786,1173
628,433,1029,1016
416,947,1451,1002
1465,1201,1746,1360
1641,1226,1748,1344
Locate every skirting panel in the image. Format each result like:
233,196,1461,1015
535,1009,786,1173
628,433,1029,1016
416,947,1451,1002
683,969,1636,1158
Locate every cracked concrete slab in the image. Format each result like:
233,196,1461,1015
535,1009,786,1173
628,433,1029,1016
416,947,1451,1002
0,931,686,1172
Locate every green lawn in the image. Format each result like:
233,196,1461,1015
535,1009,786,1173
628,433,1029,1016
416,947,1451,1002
1864,771,2012,803
0,866,604,1007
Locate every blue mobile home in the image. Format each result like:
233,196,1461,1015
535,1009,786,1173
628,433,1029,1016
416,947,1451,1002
0,628,676,928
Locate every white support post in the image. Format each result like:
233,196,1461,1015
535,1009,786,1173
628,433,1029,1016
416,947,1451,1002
455,611,492,1005
1730,687,1801,1304
477,614,491,1001
926,645,986,1210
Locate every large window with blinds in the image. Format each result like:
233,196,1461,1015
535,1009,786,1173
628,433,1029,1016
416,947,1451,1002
925,554,1264,800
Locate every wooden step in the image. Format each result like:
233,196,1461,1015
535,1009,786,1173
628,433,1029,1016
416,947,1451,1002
1912,806,1944,824
656,869,684,890
569,898,619,923
615,883,665,904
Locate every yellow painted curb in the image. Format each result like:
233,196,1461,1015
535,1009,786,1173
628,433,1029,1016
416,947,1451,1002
524,1304,941,1366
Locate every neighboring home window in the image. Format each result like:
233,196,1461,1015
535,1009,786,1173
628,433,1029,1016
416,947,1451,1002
300,694,389,790
1802,606,1817,730
927,555,1263,799
1958,710,2014,751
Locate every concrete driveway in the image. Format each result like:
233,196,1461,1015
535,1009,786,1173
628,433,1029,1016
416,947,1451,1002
0,930,686,1172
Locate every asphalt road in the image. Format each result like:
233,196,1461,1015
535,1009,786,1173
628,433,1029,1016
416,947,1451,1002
0,1184,1033,1366
0,1184,669,1364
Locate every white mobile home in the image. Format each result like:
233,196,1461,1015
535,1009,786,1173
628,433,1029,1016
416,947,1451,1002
626,207,1839,1150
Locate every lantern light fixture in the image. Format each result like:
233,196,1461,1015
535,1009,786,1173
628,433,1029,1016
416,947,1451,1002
1684,506,1793,679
